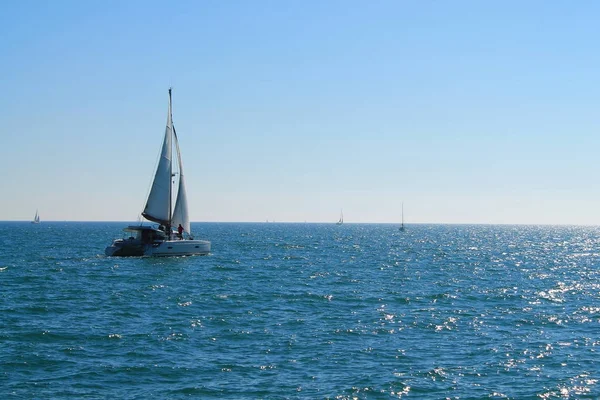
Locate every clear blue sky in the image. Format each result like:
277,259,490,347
2,0,600,224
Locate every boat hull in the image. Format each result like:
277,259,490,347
105,238,146,256
105,238,210,257
149,239,211,256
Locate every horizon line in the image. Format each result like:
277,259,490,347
2,220,600,227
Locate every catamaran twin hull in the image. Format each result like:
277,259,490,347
105,238,211,257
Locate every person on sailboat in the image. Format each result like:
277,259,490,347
177,224,184,239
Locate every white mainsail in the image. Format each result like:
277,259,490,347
171,127,190,234
33,210,40,223
142,91,174,225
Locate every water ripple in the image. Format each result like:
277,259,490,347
2,222,600,398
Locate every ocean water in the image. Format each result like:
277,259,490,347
2,222,600,399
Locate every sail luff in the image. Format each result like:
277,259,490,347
142,91,173,225
171,127,191,234
167,88,173,229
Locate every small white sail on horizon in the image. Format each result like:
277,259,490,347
399,202,405,231
336,210,344,225
32,209,40,224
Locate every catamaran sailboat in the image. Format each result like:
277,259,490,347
105,89,211,257
31,209,40,224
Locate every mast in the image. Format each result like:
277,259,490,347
167,87,173,235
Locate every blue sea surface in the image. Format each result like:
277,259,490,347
1,222,600,398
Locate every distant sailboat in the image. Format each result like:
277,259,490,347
336,210,344,225
105,88,211,257
31,209,40,224
399,202,405,231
